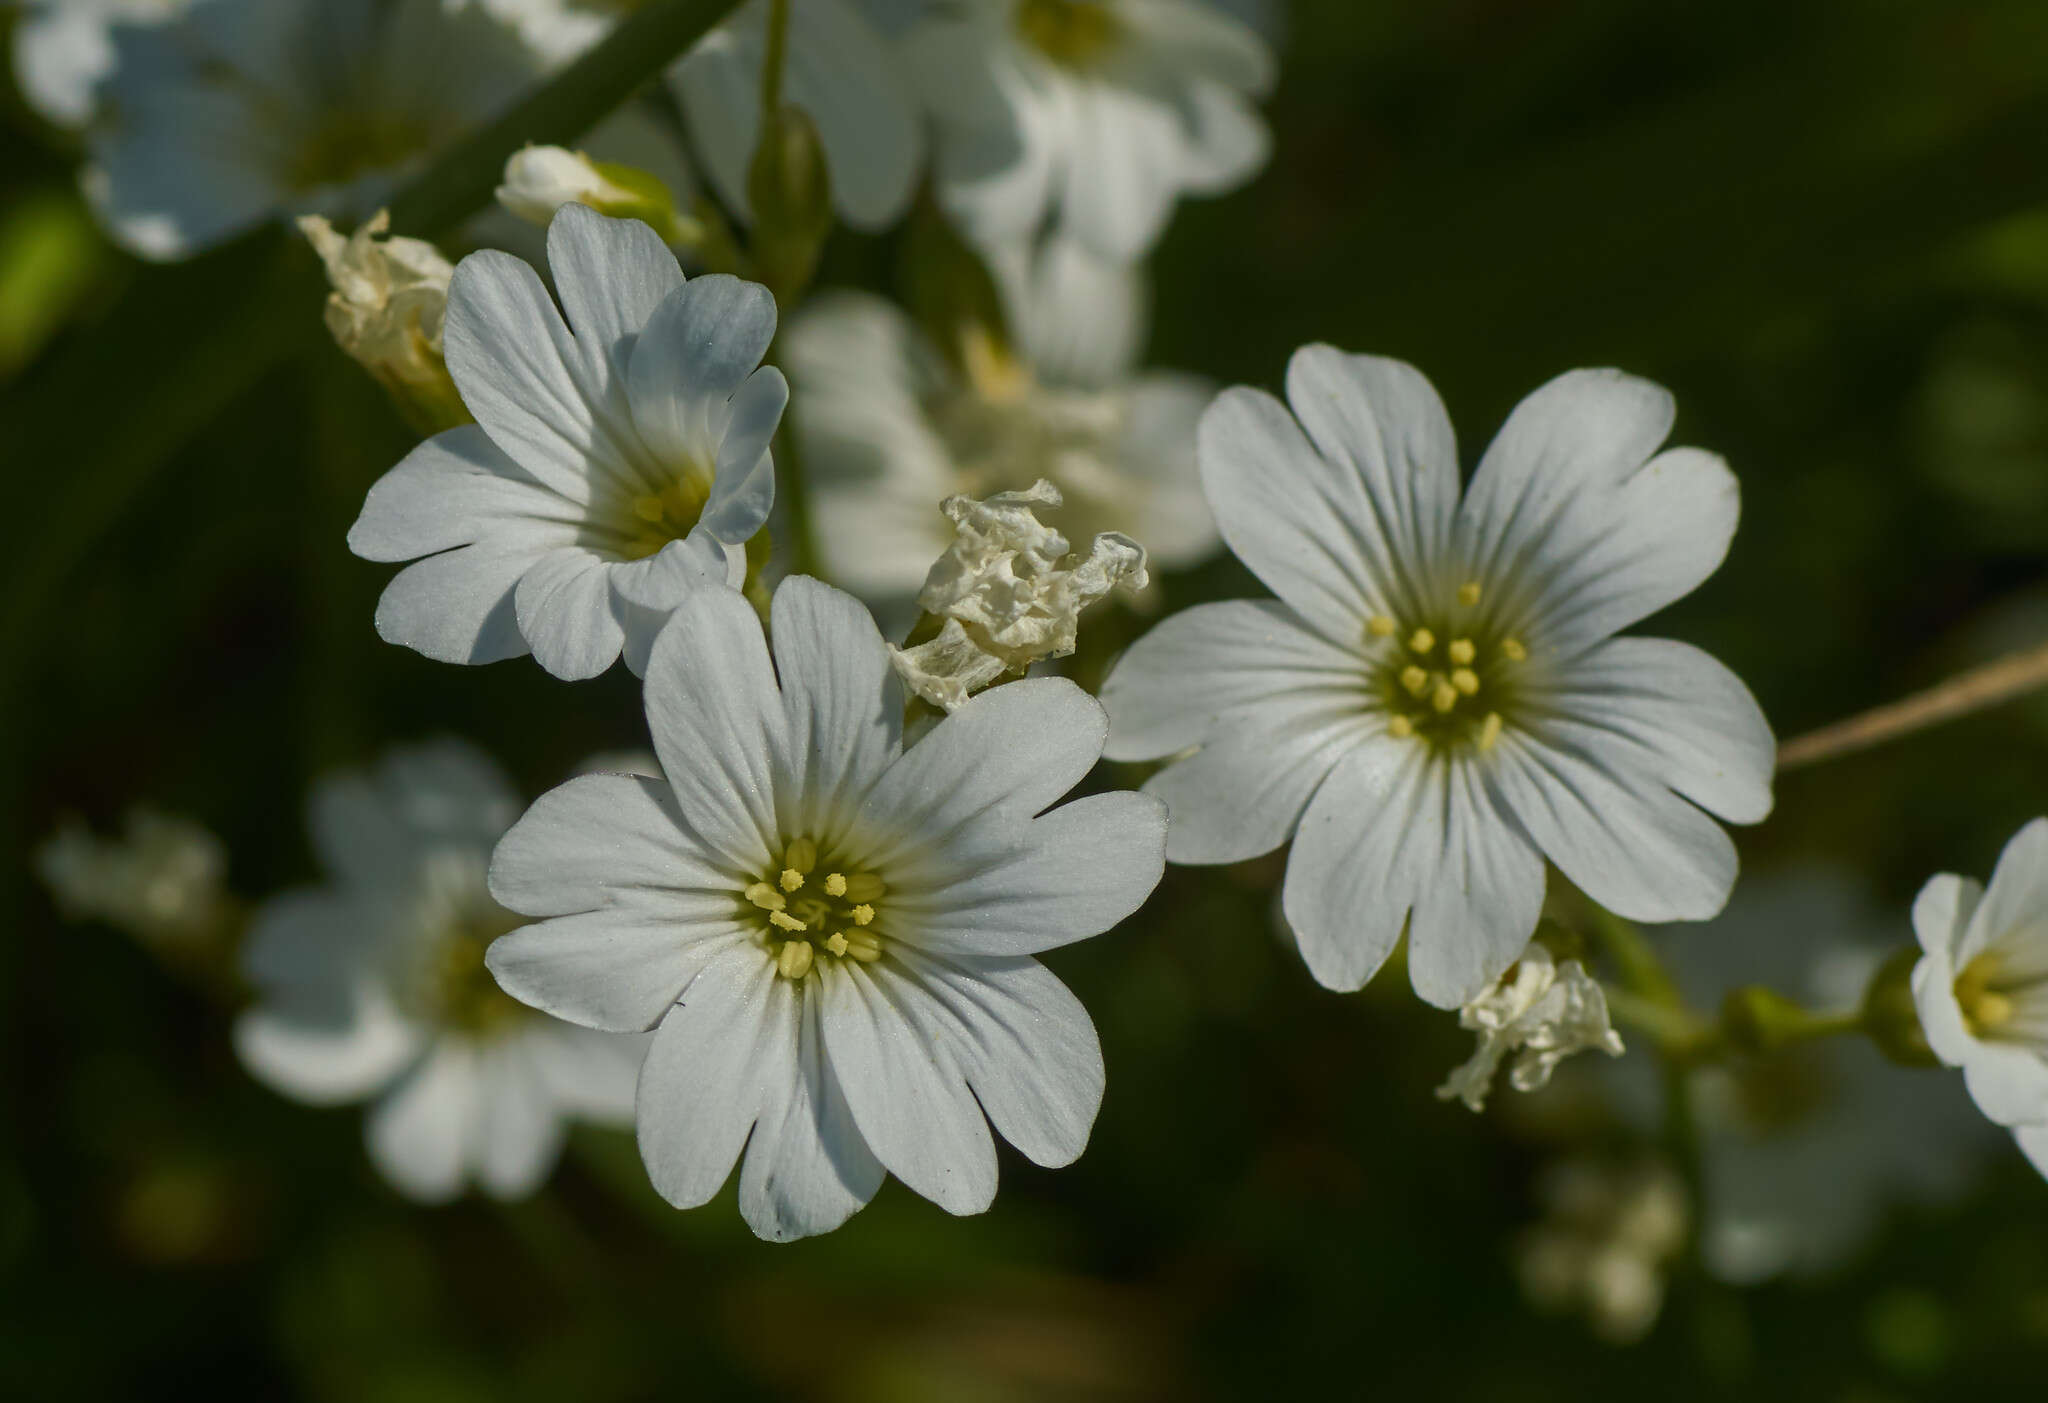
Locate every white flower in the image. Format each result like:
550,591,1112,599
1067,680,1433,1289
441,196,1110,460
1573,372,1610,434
1516,1158,1687,1345
299,210,464,432
81,0,543,260
484,576,1167,1240
891,480,1148,712
497,146,648,227
1609,873,1995,1283
905,0,1275,261
10,0,188,128
672,0,925,232
1912,818,2048,1139
1436,941,1622,1112
348,205,786,679
234,741,646,1204
785,241,1216,607
37,806,229,948
1101,349,1776,1007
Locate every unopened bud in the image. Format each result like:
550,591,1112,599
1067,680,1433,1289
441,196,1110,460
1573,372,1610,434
496,146,702,250
746,104,833,302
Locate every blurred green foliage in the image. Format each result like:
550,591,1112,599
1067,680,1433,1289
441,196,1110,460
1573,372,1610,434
7,1,2048,1398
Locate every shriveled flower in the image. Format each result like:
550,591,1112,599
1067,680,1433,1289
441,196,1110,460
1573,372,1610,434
37,806,230,950
82,0,542,260
1436,940,1622,1112
11,0,188,129
299,210,466,434
891,480,1147,711
235,741,645,1203
785,239,1215,608
348,205,786,679
1102,349,1775,1007
1516,1157,1687,1345
1912,818,2048,1136
485,577,1167,1240
906,0,1275,261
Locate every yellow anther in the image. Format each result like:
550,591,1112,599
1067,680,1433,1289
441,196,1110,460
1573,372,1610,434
1458,581,1483,607
841,872,886,904
824,932,849,957
1969,990,2015,1033
1388,715,1414,739
1478,712,1503,751
1408,628,1436,655
776,940,814,980
823,873,848,897
844,931,883,963
1447,638,1475,665
779,868,805,893
1367,615,1397,637
1401,666,1430,696
744,883,786,912
1500,638,1527,662
783,837,817,873
851,904,875,927
768,909,807,933
1431,680,1458,713
1452,668,1480,696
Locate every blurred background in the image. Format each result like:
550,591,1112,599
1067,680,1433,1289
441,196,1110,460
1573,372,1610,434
8,0,2048,1397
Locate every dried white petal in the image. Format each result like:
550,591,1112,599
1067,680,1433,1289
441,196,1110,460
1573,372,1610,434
299,210,463,430
1436,943,1623,1112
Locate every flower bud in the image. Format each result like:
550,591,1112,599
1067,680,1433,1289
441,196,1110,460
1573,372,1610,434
495,146,701,250
745,103,834,302
1718,984,1816,1057
298,211,467,436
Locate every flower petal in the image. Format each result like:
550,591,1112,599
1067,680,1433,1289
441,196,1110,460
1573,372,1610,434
366,1040,477,1204
627,274,780,468
308,741,515,889
544,203,683,371
513,546,625,680
474,1036,567,1199
234,995,423,1107
736,985,885,1240
1960,818,2048,972
819,961,998,1215
768,577,902,836
373,544,543,667
348,425,583,564
1912,872,1983,958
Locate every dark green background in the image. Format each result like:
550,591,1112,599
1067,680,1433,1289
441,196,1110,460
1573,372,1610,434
6,0,2048,1397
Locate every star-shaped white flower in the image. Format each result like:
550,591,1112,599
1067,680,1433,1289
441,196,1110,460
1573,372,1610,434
1912,818,2048,1160
905,0,1275,261
82,0,542,260
1102,348,1775,1007
348,205,786,679
235,741,645,1204
484,576,1167,1240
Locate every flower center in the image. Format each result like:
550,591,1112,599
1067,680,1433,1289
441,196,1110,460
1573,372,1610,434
1015,0,1123,66
618,468,713,561
1365,580,1526,752
1953,951,2043,1039
741,836,888,981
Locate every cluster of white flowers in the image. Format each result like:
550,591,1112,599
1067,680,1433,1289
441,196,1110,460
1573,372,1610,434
1516,1158,1688,1344
37,806,230,950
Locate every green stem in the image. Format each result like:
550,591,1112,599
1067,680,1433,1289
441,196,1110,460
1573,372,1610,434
1582,901,1684,1009
761,0,792,115
1604,987,1712,1056
768,335,822,579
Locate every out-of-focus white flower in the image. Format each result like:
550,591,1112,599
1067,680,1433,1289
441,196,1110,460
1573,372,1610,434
1516,1157,1687,1345
348,205,786,679
299,210,466,434
82,0,542,260
785,239,1215,608
484,577,1167,1240
10,0,188,128
235,741,645,1204
1607,873,1996,1284
890,480,1147,712
905,0,1275,261
1912,818,2048,1160
1102,350,1775,1008
1437,941,1622,1112
37,806,229,948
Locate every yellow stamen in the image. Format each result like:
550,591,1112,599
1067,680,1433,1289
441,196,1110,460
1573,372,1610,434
1388,715,1414,739
768,910,807,933
1478,712,1503,751
841,873,886,904
744,883,786,912
1458,581,1482,607
844,930,883,963
1447,638,1475,665
1432,680,1458,713
823,873,848,897
824,932,849,957
776,940,814,980
1408,628,1436,655
1451,668,1480,696
1401,666,1429,696
779,868,805,893
1367,615,1396,637
851,904,875,927
1501,638,1527,662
